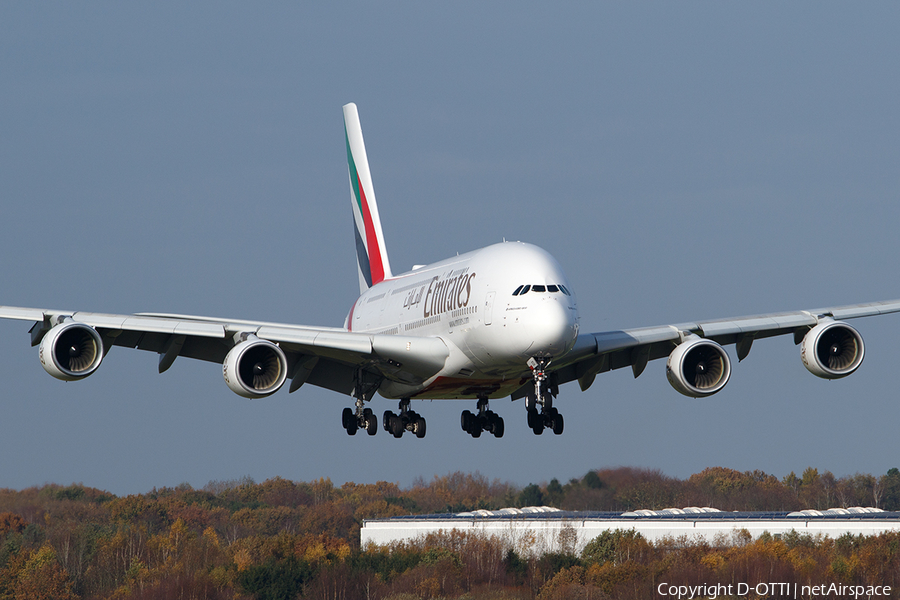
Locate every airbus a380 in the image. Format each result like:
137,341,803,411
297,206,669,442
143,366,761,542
2,103,900,440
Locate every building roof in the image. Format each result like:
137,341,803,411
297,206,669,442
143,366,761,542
371,506,899,523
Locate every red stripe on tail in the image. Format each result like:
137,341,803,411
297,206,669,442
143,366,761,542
357,174,385,285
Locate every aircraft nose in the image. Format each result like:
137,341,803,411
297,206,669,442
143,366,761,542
526,297,577,357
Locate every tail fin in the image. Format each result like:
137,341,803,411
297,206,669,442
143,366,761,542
343,103,393,294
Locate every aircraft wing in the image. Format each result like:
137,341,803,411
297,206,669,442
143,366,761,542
0,306,449,397
552,299,900,393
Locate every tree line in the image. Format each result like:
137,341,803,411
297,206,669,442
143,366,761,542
1,465,899,599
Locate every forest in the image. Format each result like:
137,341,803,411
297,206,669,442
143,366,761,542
2,465,900,599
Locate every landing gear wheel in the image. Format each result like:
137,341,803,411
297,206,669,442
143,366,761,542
383,411,394,432
391,415,404,438
461,410,473,432
493,416,504,438
552,412,564,435
364,409,377,436
527,408,538,430
414,417,427,439
531,411,544,435
342,407,353,429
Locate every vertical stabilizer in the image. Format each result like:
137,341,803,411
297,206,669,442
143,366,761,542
343,103,393,293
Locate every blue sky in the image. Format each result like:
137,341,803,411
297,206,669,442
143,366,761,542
1,3,898,496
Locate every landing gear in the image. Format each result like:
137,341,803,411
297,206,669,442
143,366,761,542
382,399,427,439
461,397,504,438
526,357,564,435
342,369,379,436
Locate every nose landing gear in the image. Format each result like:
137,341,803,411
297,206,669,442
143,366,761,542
526,357,564,435
461,397,504,438
382,398,427,439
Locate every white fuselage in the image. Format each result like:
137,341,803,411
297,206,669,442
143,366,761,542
345,242,580,399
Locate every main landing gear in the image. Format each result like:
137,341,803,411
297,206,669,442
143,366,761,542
461,397,504,438
342,369,379,436
382,398,427,439
526,357,564,435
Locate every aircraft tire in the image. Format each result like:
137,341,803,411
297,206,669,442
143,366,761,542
342,407,353,429
552,413,564,435
461,410,473,432
415,417,426,439
383,411,394,432
391,415,404,438
531,415,543,435
493,417,504,438
526,408,538,429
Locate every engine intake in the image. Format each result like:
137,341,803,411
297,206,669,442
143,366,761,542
39,322,104,381
666,337,731,397
223,337,287,398
801,321,864,379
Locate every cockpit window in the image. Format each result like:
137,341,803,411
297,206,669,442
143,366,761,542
516,284,572,295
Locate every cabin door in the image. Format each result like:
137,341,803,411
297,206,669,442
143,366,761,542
484,291,496,326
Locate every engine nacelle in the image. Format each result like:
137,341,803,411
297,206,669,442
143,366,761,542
666,337,732,397
39,322,104,381
223,338,287,398
801,321,864,379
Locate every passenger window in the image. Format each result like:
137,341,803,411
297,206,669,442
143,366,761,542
532,285,546,293
547,285,559,293
512,285,524,296
520,285,531,295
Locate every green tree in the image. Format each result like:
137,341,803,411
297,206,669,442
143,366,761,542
236,556,312,600
880,468,900,510
545,479,563,506
582,529,645,566
519,484,544,507
583,471,603,490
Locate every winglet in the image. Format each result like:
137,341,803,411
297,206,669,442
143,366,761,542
343,103,392,293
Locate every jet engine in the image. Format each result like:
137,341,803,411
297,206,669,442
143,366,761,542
39,322,104,381
666,337,731,397
223,337,287,398
801,321,864,379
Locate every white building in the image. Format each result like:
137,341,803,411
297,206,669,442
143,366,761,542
361,506,900,555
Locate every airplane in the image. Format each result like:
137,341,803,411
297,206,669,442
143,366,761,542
2,102,900,440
